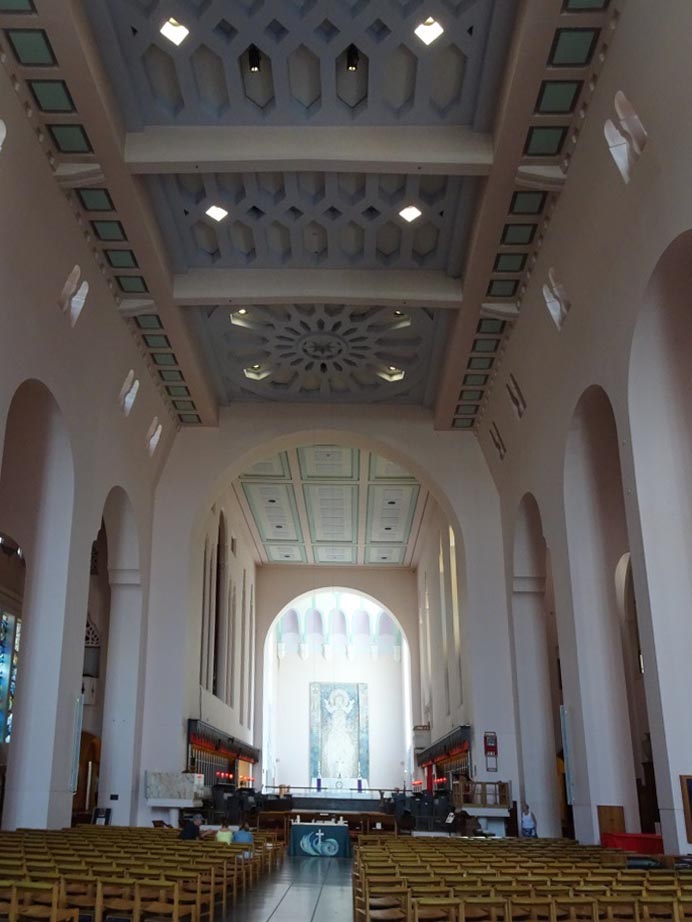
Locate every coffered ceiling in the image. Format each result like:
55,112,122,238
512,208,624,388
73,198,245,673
0,0,618,430
234,445,428,566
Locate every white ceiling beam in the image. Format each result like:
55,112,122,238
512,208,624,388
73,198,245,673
125,125,494,176
174,268,462,309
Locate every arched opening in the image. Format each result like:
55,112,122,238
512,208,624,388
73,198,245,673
262,587,413,796
511,494,565,839
0,532,25,820
563,385,644,837
0,380,74,829
72,522,110,824
96,486,143,826
628,230,692,850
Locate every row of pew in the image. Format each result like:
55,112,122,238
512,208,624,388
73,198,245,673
353,836,692,922
0,824,284,922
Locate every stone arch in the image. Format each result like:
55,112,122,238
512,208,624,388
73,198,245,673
563,384,640,836
261,585,414,791
511,493,562,838
0,379,75,828
98,485,143,825
628,229,692,849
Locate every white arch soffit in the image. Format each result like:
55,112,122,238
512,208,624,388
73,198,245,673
190,426,465,548
262,585,410,653
102,484,141,572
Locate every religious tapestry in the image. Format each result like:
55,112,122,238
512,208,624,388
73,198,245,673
309,682,369,781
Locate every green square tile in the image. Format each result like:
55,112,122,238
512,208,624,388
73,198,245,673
49,124,91,154
456,404,478,416
477,318,505,335
105,249,137,269
468,357,493,371
494,252,527,273
473,338,499,354
487,279,518,298
92,220,126,241
152,352,178,367
6,28,55,65
563,0,609,10
78,188,114,212
549,28,599,67
28,79,74,112
525,125,567,157
136,314,162,331
166,385,190,398
159,369,183,382
502,223,537,245
537,80,582,114
143,334,170,349
453,418,474,430
173,399,196,412
117,275,148,293
460,389,483,402
179,413,201,424
0,0,36,11
510,191,546,215
464,373,488,386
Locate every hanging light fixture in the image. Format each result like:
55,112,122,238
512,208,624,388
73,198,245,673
346,43,360,71
248,44,262,73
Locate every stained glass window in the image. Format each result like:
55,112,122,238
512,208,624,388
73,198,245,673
0,611,21,743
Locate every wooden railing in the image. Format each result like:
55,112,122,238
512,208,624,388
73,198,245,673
452,779,511,809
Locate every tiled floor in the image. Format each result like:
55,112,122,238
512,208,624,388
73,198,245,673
230,857,352,922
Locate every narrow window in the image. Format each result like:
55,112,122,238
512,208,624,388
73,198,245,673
543,267,571,329
0,120,6,153
146,417,162,456
118,370,139,416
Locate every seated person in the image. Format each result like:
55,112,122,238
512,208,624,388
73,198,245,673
216,821,233,844
179,813,204,840
233,821,254,858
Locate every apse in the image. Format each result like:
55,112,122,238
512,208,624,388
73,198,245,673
262,588,413,795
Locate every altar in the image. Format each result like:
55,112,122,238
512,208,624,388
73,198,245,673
289,821,351,858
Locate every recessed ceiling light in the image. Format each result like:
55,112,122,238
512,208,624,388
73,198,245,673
237,308,248,315
399,205,422,223
248,44,262,73
205,204,228,222
160,17,189,46
251,363,261,370
393,310,404,317
414,17,444,45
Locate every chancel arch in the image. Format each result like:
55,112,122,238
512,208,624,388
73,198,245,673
261,587,414,795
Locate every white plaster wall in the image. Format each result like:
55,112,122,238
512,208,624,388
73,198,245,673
0,62,172,827
478,0,692,848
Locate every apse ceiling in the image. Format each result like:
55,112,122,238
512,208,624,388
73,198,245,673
233,445,428,566
0,0,617,429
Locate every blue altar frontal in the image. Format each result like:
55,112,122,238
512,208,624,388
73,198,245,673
289,822,351,858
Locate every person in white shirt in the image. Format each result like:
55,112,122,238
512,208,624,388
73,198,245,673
520,803,537,838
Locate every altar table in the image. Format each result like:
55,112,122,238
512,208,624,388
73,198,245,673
289,822,351,858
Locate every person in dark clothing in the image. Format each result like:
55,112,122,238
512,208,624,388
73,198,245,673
179,813,203,840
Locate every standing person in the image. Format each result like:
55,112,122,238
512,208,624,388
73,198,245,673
520,803,538,838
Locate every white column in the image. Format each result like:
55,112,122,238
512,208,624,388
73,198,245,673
512,576,562,838
98,567,144,825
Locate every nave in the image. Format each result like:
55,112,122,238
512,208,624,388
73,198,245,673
233,859,351,922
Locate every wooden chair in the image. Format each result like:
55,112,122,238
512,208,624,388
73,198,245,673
413,897,462,922
11,881,79,922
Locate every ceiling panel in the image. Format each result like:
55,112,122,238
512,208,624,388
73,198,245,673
297,446,359,481
148,170,468,272
367,484,420,544
85,1,516,129
303,483,358,545
241,482,303,543
190,303,450,405
237,447,425,566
